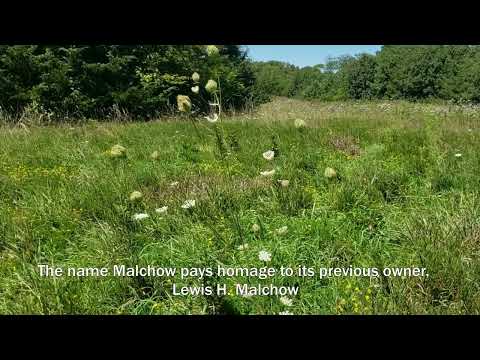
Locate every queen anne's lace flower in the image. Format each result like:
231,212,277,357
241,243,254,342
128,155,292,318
109,144,126,158
177,95,192,112
205,79,218,94
129,191,143,202
133,213,149,221
258,250,272,262
262,150,275,161
237,243,249,251
280,296,293,307
276,226,288,235
260,169,275,177
206,45,219,56
294,118,306,128
155,206,168,214
204,113,219,123
181,199,196,209
324,167,337,179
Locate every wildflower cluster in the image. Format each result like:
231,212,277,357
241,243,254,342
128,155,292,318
175,45,221,124
336,282,375,314
3,163,74,182
127,189,196,222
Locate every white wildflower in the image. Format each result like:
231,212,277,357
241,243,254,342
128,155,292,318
170,181,179,187
109,144,126,158
206,45,219,56
276,226,288,235
251,223,260,232
181,199,196,209
324,167,337,179
150,150,160,160
258,250,272,262
260,169,275,177
177,95,192,112
155,206,168,214
241,292,253,298
237,243,249,251
129,191,143,202
278,179,289,187
191,86,199,94
454,153,462,158
262,150,275,161
294,118,306,129
279,296,293,307
205,79,218,94
279,310,293,315
192,72,200,82
204,113,219,123
133,213,149,221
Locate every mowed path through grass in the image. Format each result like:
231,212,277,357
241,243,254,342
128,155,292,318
1,98,479,314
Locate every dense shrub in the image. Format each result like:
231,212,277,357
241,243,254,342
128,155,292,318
0,45,259,120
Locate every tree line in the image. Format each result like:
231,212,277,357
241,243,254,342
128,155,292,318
251,45,480,103
2,45,480,122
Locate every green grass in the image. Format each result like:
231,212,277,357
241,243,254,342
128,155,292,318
1,98,479,314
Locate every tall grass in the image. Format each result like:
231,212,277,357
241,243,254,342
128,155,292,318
0,98,479,314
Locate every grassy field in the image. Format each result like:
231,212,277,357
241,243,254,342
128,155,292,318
1,97,479,315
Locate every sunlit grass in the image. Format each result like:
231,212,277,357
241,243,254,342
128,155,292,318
0,98,479,314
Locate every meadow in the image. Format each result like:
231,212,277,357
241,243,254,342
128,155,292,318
0,97,479,315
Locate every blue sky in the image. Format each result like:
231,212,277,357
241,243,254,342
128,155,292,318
245,45,382,68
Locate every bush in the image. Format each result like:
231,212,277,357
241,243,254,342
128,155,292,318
0,45,261,121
